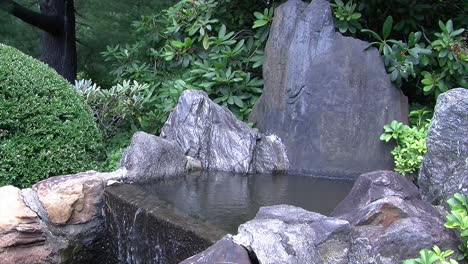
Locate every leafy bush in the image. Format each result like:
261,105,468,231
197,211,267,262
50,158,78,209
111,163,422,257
403,245,458,264
403,193,468,263
331,1,467,106
380,108,432,177
445,193,468,261
0,44,104,187
102,0,273,133
75,79,151,138
361,17,466,99
330,0,363,34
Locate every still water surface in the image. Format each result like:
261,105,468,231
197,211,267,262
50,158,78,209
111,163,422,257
136,171,354,234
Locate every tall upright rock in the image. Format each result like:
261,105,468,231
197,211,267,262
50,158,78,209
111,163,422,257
418,88,468,204
249,0,408,178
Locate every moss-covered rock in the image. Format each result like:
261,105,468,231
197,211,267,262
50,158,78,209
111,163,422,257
0,43,104,187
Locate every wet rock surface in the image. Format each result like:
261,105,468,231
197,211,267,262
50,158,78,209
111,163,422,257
223,171,459,264
418,88,468,204
332,170,459,263
179,235,252,264
161,89,289,174
233,205,351,264
254,135,289,174
120,131,187,180
249,0,408,178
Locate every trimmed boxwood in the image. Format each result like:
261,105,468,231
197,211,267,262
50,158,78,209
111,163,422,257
0,43,104,187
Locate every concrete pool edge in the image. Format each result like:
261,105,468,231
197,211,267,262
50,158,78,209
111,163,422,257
103,184,228,263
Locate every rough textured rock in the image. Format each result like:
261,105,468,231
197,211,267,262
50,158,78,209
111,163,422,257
32,171,106,225
0,186,50,264
418,88,468,204
249,0,408,178
233,205,351,264
120,131,187,180
179,235,252,264
7,169,128,264
332,170,459,263
161,89,289,174
254,135,289,173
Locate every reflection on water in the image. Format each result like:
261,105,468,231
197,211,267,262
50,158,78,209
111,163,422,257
136,171,354,234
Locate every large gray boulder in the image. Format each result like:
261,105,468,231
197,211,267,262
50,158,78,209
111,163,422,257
233,205,351,264
249,0,408,178
418,88,468,204
332,170,459,263
120,132,187,180
161,90,289,174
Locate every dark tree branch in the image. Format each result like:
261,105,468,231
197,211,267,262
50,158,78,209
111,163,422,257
1,0,63,35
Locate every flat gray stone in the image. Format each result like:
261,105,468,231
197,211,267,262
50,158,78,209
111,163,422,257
179,236,252,264
233,205,351,264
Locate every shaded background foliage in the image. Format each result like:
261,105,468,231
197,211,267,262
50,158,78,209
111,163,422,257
0,0,40,56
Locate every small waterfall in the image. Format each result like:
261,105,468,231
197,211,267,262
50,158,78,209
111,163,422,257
103,184,226,264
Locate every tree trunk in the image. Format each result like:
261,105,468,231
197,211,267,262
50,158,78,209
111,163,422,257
39,0,77,82
1,0,77,82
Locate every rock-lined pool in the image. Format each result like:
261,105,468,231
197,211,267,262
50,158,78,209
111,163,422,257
136,171,354,234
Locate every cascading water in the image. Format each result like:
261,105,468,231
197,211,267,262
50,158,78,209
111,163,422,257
103,184,226,264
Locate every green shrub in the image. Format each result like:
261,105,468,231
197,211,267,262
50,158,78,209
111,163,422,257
361,18,467,99
75,79,151,138
331,1,467,107
380,108,432,177
445,193,468,261
403,245,458,264
101,0,273,133
0,43,104,187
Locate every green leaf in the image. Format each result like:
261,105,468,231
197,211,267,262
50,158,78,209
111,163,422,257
233,96,244,107
439,49,449,58
213,96,227,104
253,11,263,20
171,40,184,48
390,70,399,81
218,24,226,38
351,13,361,19
423,85,434,92
446,20,453,33
421,77,433,85
202,34,210,50
408,32,416,47
227,96,234,105
361,29,382,41
382,16,393,40
450,28,465,37
439,20,447,32
233,39,245,53
253,20,268,29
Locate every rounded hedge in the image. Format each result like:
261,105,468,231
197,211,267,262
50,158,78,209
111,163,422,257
0,43,104,187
